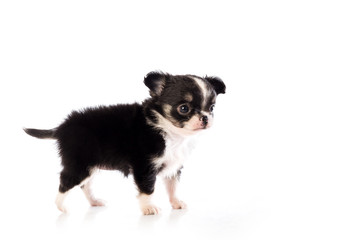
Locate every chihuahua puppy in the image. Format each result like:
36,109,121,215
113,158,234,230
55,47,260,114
24,71,225,215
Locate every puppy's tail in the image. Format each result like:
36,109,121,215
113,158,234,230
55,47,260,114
23,128,57,139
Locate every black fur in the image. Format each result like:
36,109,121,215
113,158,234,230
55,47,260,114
24,71,225,211
23,128,56,139
52,103,165,194
205,76,226,94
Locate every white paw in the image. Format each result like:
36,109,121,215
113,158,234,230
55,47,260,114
55,192,68,213
56,203,67,213
170,199,187,210
89,199,106,207
141,205,161,215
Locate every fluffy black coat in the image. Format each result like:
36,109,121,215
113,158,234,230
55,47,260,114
25,102,166,195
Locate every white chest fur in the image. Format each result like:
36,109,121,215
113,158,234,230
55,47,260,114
155,133,196,178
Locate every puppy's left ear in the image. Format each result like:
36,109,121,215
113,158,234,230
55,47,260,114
205,76,226,94
144,71,168,97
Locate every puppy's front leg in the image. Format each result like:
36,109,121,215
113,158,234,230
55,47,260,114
164,173,187,210
134,169,161,215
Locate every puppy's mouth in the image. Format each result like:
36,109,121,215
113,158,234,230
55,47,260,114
191,127,205,131
192,127,207,132
192,124,210,131
185,116,212,132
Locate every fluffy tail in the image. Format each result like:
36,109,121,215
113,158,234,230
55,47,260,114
23,128,57,139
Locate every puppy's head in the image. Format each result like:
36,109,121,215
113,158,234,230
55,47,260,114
144,71,225,135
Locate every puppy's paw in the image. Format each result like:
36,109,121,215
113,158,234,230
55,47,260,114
89,199,106,207
141,205,161,215
57,205,67,213
170,199,187,210
55,192,68,213
55,201,67,213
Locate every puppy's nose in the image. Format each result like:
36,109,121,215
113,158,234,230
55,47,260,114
200,115,208,126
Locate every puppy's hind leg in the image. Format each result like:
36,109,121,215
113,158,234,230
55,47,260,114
56,168,90,212
55,191,69,213
80,170,106,207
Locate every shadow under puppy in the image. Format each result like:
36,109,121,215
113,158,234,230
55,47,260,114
24,71,226,215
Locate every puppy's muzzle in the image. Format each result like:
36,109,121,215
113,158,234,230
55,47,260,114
200,115,208,128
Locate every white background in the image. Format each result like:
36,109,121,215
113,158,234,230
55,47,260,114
1,0,359,239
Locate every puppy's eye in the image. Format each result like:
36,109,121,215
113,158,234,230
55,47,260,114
210,104,215,112
177,104,191,115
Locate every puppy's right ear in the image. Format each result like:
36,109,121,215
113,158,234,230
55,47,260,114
144,71,167,97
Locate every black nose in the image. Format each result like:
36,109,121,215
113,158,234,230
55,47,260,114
201,115,208,125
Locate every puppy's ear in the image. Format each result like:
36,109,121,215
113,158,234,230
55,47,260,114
144,71,168,97
205,76,226,94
